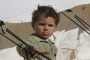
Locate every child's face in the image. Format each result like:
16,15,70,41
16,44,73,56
32,16,56,39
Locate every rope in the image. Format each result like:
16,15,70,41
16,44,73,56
61,12,90,35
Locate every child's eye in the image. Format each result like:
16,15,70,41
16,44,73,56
39,23,45,26
48,24,54,27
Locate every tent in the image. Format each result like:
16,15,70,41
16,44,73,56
0,0,90,23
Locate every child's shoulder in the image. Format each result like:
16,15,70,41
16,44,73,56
25,33,41,43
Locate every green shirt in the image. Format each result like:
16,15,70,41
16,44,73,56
17,33,57,60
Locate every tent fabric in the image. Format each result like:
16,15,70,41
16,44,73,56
75,31,90,60
0,22,33,50
56,28,79,49
0,0,90,23
0,46,23,60
53,28,79,60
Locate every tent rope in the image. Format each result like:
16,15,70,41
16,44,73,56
61,12,90,35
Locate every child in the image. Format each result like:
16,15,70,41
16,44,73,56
17,5,60,60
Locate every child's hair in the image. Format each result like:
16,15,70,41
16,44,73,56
32,5,60,26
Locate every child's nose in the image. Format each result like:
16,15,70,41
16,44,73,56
44,25,49,31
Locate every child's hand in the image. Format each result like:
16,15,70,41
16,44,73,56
27,45,38,58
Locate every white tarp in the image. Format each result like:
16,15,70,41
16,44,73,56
75,31,90,60
53,28,79,60
0,0,90,23
0,46,23,60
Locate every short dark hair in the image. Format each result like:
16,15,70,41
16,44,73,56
32,5,60,26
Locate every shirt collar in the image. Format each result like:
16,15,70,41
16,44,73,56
31,33,54,44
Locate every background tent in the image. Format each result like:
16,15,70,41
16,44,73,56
0,0,90,23
58,4,90,32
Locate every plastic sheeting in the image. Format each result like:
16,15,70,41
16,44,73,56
75,31,90,60
50,28,79,60
0,0,90,23
0,46,23,60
